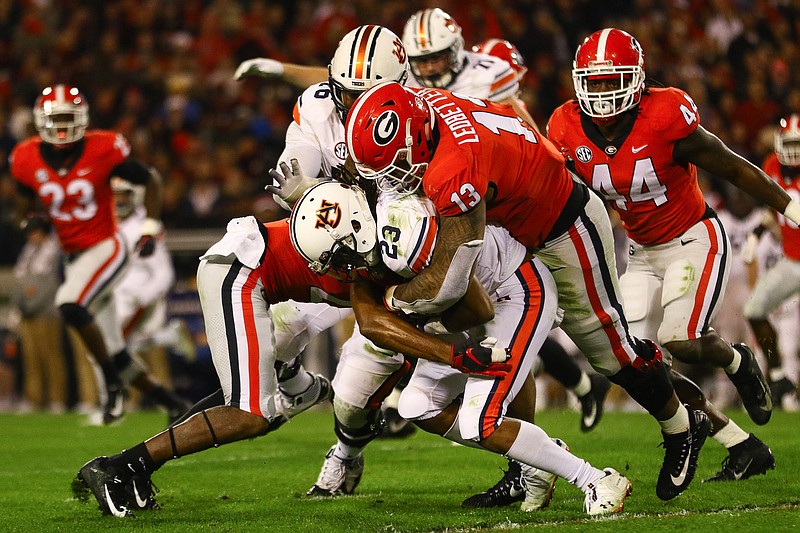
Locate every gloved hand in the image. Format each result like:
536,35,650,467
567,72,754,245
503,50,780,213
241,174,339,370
234,58,285,80
630,338,663,372
451,336,512,378
137,218,163,257
741,232,760,264
266,159,317,207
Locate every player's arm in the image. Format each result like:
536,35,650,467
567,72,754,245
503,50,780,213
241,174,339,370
675,126,799,223
352,279,509,377
386,201,486,315
499,95,539,132
13,183,37,227
233,58,328,88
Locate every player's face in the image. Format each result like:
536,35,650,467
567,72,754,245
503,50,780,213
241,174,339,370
340,89,361,115
587,78,622,93
411,51,449,79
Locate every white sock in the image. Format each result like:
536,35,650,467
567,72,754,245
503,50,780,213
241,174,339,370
279,369,315,396
333,440,363,461
570,372,591,397
725,345,742,375
505,422,604,489
659,404,690,434
712,420,749,448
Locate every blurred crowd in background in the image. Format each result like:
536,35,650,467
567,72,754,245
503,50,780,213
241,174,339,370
1,0,800,263
1,0,800,415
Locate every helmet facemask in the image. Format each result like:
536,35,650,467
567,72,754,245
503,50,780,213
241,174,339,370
573,67,644,120
776,115,800,167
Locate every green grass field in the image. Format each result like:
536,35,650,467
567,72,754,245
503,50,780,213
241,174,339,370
1,407,799,533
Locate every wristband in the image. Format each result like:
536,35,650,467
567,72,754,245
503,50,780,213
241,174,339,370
383,284,399,312
783,200,800,226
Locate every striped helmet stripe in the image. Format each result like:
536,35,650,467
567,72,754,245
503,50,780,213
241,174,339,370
351,25,382,79
595,28,612,61
417,10,429,48
55,84,66,103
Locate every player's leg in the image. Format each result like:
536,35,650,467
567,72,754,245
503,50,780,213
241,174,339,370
745,257,800,406
307,323,408,496
73,257,282,516
541,194,709,501
56,234,129,424
654,218,771,425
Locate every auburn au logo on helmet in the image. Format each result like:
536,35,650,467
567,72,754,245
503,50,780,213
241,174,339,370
315,200,342,229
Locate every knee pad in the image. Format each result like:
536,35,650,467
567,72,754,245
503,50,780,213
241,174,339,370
59,303,93,328
609,364,673,415
333,396,384,447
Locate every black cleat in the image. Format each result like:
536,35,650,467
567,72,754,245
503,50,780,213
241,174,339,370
656,407,711,501
378,407,417,439
728,344,772,425
126,474,160,510
103,382,126,425
461,460,525,508
73,457,133,517
704,434,775,482
769,377,797,409
579,374,611,432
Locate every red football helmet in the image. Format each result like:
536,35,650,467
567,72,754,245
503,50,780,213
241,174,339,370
572,28,645,120
776,114,800,167
345,82,434,194
472,39,527,83
33,84,89,144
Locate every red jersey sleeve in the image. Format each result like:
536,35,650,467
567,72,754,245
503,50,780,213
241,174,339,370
422,149,486,217
644,87,700,142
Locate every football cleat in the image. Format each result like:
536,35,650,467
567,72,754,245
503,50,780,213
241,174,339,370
656,407,711,501
126,474,160,511
73,457,132,517
769,377,798,410
520,438,569,512
704,433,775,482
461,460,524,508
307,445,365,497
102,382,126,425
584,468,632,516
277,373,333,419
579,374,611,432
727,343,772,425
378,407,417,439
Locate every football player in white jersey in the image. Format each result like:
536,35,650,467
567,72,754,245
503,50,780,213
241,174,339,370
290,182,632,516
111,177,190,423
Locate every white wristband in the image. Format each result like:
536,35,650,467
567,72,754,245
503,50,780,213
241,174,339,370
383,285,399,312
140,217,163,237
784,200,800,226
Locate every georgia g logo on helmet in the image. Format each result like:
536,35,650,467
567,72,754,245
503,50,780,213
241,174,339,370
374,110,400,146
315,200,342,229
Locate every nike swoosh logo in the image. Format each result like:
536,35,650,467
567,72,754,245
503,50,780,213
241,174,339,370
583,404,597,426
632,145,648,153
670,434,692,486
680,238,697,246
132,481,149,508
733,458,754,480
509,486,525,498
104,484,129,517
76,168,92,176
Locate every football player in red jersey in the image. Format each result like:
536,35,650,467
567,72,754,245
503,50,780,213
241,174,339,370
346,81,711,501
72,205,515,517
742,115,800,410
547,28,784,483
9,85,186,425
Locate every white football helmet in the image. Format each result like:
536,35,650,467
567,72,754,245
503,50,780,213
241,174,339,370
111,177,144,219
328,25,409,122
33,84,89,144
290,181,380,281
776,114,800,167
402,8,465,88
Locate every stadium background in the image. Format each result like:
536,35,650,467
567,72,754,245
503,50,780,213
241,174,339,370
0,0,797,408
